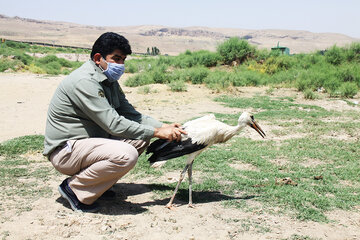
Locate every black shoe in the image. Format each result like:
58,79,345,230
58,178,100,213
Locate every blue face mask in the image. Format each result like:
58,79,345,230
101,58,125,82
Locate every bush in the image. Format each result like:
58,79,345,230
325,45,345,65
303,89,318,100
27,64,46,74
231,68,265,86
125,72,154,87
204,70,232,91
37,55,59,64
345,42,360,62
336,64,360,85
170,50,219,68
263,55,296,74
58,58,73,68
339,82,358,98
168,80,187,92
43,61,62,75
191,50,220,67
125,62,139,73
4,41,28,49
323,77,342,96
217,37,255,65
295,71,313,91
268,69,299,86
149,65,168,84
0,58,14,72
254,48,271,62
168,69,187,82
187,66,210,84
14,53,33,65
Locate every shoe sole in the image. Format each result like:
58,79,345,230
58,186,99,213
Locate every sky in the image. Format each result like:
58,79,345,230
0,0,359,38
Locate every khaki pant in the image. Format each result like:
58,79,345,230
50,138,148,205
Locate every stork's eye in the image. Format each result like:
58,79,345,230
250,115,254,120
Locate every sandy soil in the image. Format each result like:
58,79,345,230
0,73,360,240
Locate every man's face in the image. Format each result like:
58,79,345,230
99,49,127,70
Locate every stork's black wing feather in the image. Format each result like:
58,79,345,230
146,138,206,163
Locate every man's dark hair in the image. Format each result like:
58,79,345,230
91,32,132,59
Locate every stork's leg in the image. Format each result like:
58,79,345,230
166,163,190,209
188,162,194,208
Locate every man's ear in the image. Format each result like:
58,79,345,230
93,53,102,65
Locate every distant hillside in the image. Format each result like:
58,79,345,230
0,14,358,55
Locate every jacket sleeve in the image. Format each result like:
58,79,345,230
69,78,155,141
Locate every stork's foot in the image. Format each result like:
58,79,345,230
188,203,195,208
165,203,178,210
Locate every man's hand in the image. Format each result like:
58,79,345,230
153,123,187,142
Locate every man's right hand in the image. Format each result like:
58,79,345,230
153,124,187,142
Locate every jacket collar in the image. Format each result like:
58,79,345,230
88,60,108,83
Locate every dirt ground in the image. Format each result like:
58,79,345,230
0,73,360,240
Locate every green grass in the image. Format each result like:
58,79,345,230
0,135,53,215
1,95,359,222
131,95,360,222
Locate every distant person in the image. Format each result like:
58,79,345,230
43,32,186,212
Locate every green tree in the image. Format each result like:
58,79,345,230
217,37,255,65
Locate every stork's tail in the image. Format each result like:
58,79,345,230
150,160,167,168
146,138,206,168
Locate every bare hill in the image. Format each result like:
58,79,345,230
0,14,358,55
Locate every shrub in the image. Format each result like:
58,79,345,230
323,77,342,96
150,65,168,84
295,72,313,92
303,89,317,100
14,53,33,65
204,70,231,91
217,37,255,65
336,64,360,85
168,69,187,82
125,61,139,73
27,64,46,74
125,72,153,87
187,66,210,84
58,58,73,68
138,86,151,94
263,55,295,74
0,58,14,72
268,69,299,86
43,61,62,75
345,42,360,62
339,82,358,98
5,41,28,49
325,45,345,65
231,69,265,86
254,48,271,62
191,50,220,67
168,80,187,92
37,55,59,64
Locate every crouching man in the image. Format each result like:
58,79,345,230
43,32,185,212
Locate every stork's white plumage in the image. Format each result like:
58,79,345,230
146,112,265,208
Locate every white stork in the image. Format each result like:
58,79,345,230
146,112,266,208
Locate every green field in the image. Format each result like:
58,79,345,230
0,38,359,226
1,94,359,223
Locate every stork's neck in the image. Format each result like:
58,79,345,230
218,124,244,143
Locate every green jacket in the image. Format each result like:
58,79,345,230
43,60,162,156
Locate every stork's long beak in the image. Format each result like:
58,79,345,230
249,119,266,138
